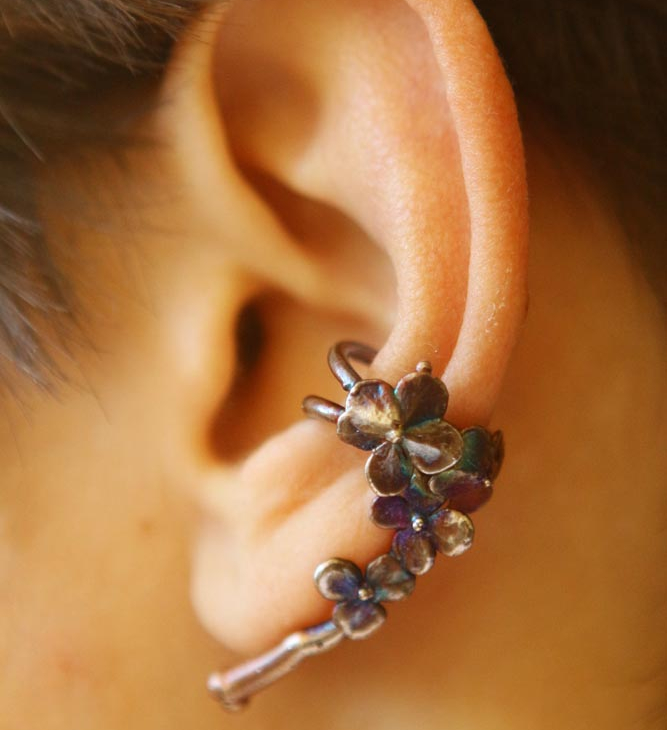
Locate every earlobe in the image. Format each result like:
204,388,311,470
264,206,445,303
160,0,528,654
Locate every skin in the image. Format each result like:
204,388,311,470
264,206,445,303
0,0,665,728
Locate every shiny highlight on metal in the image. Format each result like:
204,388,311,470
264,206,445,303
208,341,503,711
207,621,344,711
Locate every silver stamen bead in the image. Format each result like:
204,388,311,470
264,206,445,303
411,515,426,532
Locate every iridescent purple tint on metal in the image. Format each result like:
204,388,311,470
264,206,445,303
208,342,504,712
333,600,386,639
428,427,504,512
365,553,415,601
372,475,474,575
314,555,414,639
335,361,464,495
313,558,363,601
371,475,444,527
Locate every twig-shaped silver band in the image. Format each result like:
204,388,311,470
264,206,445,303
207,621,344,711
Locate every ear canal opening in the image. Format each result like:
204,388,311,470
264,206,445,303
208,288,384,463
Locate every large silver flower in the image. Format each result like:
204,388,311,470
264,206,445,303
336,365,464,496
314,555,415,639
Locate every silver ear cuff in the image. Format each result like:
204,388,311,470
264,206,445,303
207,341,503,711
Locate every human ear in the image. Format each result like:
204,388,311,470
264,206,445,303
157,0,528,654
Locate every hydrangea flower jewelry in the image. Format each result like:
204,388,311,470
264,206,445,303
208,342,503,711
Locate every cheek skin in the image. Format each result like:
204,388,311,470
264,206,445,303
0,253,229,728
0,383,223,727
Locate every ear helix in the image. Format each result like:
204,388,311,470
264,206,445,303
207,341,503,711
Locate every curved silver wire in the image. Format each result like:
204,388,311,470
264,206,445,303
327,341,377,391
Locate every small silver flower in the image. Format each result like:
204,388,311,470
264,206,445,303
314,555,415,639
428,427,504,512
371,475,474,575
336,363,464,496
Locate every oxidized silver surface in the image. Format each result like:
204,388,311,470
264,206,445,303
208,341,504,710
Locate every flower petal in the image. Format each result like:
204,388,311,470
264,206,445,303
428,427,501,511
455,427,496,476
428,472,493,513
490,430,504,480
336,380,400,451
395,371,449,428
336,412,384,451
404,473,444,515
366,553,416,601
402,420,464,474
366,442,412,496
429,509,474,557
393,529,435,576
332,600,386,640
370,496,411,529
313,558,362,601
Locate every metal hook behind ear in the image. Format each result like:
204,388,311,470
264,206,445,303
302,395,343,423
303,341,377,421
327,341,377,390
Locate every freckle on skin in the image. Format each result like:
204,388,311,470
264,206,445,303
57,653,79,678
139,519,155,536
54,647,91,685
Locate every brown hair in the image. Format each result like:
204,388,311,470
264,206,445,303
0,0,664,386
